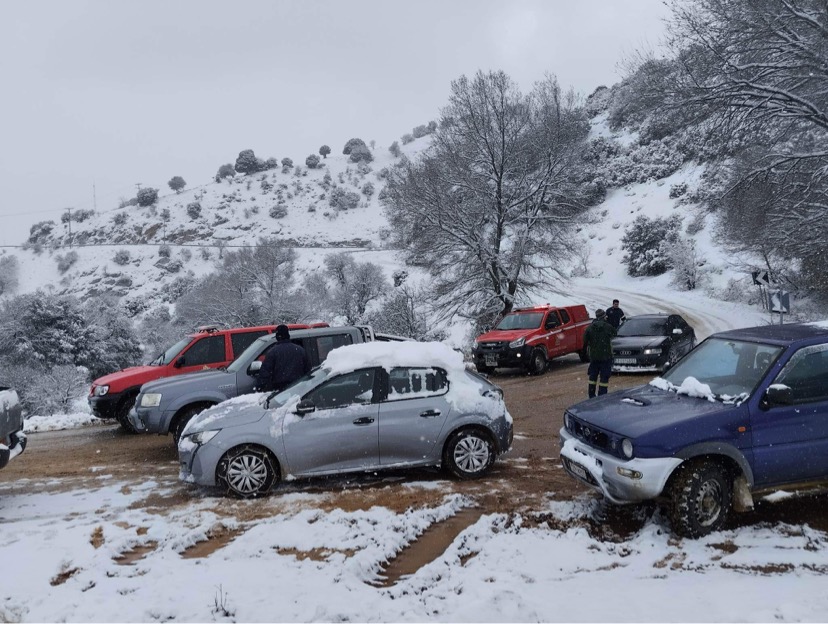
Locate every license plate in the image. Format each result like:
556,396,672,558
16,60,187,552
485,355,498,367
614,358,637,365
569,461,588,480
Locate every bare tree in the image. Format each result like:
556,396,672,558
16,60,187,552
383,70,589,322
324,252,388,324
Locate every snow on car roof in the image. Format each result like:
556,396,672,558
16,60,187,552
325,341,464,374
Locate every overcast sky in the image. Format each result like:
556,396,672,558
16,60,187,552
0,0,669,246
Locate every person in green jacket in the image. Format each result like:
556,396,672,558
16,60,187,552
584,308,617,398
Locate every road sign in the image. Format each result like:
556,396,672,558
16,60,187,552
768,290,791,314
752,270,770,286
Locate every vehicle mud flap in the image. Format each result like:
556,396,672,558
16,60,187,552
732,476,754,512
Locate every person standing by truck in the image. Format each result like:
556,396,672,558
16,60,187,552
257,325,311,393
584,309,617,398
605,299,626,329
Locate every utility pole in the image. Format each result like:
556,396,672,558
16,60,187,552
135,182,143,193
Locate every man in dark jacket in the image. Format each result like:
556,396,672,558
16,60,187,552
605,299,626,329
584,308,617,398
257,325,311,393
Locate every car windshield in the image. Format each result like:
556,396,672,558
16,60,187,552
149,337,192,366
265,366,331,407
495,312,543,330
617,318,667,337
661,337,783,399
227,335,273,373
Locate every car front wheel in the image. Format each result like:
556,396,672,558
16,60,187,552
528,349,547,375
444,429,495,479
668,460,732,538
115,398,138,434
217,445,279,498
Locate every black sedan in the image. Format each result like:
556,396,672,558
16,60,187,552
611,313,695,373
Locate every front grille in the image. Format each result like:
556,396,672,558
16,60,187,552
479,341,508,352
568,414,624,458
615,349,640,356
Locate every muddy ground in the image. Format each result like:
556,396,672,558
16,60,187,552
3,357,827,541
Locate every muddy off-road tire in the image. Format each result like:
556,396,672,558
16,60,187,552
528,349,547,376
443,429,495,480
217,445,279,498
668,459,732,538
172,404,213,445
115,399,138,434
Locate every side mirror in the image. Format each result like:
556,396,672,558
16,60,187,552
174,356,185,368
295,400,316,416
765,384,792,407
247,360,262,376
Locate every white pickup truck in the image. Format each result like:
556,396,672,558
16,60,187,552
0,386,26,469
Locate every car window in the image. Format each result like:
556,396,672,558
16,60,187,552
305,369,376,410
230,331,268,359
545,312,561,329
313,333,354,363
182,335,226,366
774,344,828,405
559,309,570,324
495,312,543,330
386,367,448,401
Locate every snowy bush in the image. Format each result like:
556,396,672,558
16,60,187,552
686,211,706,235
112,212,128,226
621,215,682,276
215,163,235,182
401,133,414,144
28,220,55,244
113,250,131,265
263,157,278,170
269,205,288,219
55,251,79,274
669,182,688,198
62,209,95,223
186,201,202,220
342,138,367,155
158,244,171,258
389,141,401,157
137,187,159,207
329,187,361,211
361,181,375,198
305,154,321,169
168,176,186,193
349,145,373,163
281,157,293,169
235,149,260,175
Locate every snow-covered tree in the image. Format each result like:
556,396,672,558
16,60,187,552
383,70,589,320
621,215,682,277
235,149,261,175
136,187,158,207
324,252,388,324
342,138,366,155
305,154,321,169
215,163,235,182
664,236,707,291
168,176,186,193
319,145,331,159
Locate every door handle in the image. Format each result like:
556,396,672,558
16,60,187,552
352,417,375,425
419,409,441,418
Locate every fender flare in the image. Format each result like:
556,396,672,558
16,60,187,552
162,392,227,431
675,442,755,488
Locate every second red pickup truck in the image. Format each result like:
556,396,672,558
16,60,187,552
472,304,591,375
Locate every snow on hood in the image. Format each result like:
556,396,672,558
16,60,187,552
183,392,269,436
649,376,717,402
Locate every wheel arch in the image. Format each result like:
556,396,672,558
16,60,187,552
168,400,218,434
441,422,500,460
671,442,754,489
216,441,283,482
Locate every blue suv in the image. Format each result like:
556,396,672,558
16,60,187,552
560,322,828,537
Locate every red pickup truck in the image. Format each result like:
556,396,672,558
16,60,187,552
471,304,591,375
89,322,328,431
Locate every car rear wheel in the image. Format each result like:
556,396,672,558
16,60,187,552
528,349,547,375
443,429,495,479
172,404,212,444
668,459,732,538
216,445,279,498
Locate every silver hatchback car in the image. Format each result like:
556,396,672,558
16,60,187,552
178,342,513,497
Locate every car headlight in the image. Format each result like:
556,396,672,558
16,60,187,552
140,393,162,408
186,429,220,446
621,438,634,459
509,337,526,349
643,348,660,355
93,385,110,397
564,412,572,430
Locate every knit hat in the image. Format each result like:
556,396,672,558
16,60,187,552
275,324,290,340
595,308,606,319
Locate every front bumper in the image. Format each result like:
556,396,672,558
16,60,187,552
0,431,27,469
178,435,223,487
472,343,532,369
88,392,123,419
559,428,680,504
132,405,171,435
